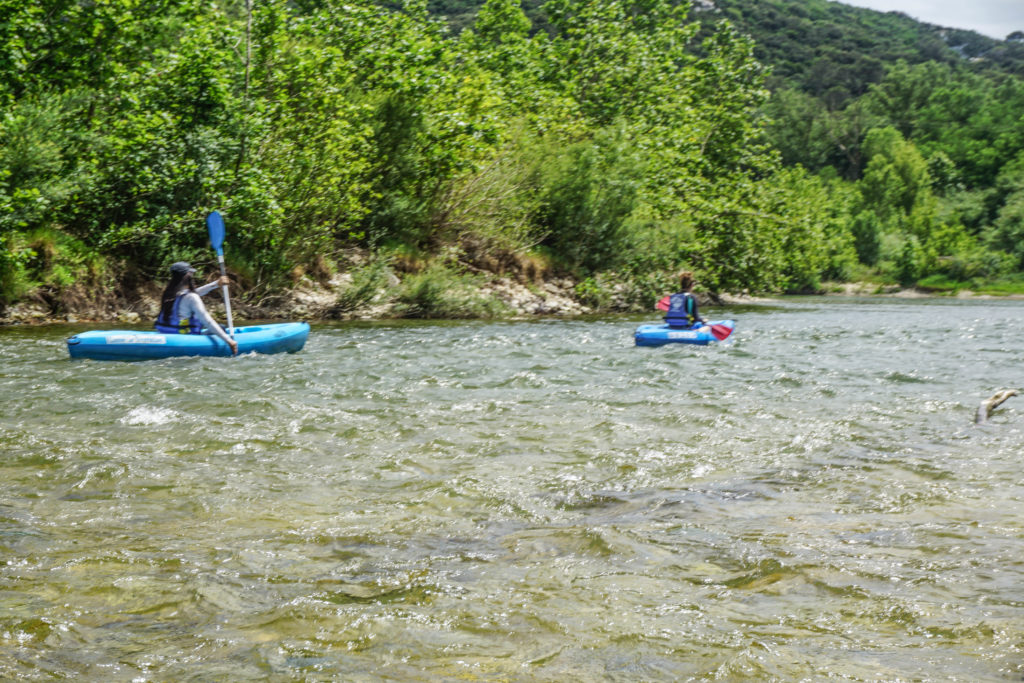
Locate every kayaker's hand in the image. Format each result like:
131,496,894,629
218,275,231,287
228,339,238,355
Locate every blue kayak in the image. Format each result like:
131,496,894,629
635,320,735,347
66,322,310,361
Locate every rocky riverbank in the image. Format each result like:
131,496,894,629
20,254,985,328
0,271,613,325
7,269,1004,326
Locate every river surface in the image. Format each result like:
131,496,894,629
1,297,1023,681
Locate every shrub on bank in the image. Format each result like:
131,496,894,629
393,262,509,319
333,259,393,314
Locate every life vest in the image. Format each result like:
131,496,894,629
155,292,202,334
664,292,698,327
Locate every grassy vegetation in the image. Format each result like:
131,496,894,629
393,262,510,318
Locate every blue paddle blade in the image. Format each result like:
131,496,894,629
206,211,226,254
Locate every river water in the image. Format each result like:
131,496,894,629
1,297,1022,681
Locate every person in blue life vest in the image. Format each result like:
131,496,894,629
664,270,706,328
155,261,238,355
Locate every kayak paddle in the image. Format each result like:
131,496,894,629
206,211,235,338
708,323,733,341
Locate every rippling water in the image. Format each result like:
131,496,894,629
2,297,1023,680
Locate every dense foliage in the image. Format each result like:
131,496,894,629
740,1,1024,288
2,0,1024,316
430,0,1024,293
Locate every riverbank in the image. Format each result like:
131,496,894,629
0,273,594,325
4,270,1014,327
823,281,1024,299
0,266,770,326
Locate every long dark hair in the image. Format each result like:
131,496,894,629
159,272,196,322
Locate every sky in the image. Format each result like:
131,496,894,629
836,0,1024,40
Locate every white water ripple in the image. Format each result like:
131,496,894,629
120,405,181,426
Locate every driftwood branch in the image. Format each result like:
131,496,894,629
975,389,1018,425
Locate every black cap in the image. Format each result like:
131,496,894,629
170,261,196,275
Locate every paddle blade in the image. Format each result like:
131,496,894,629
206,211,226,254
709,323,733,341
656,295,670,312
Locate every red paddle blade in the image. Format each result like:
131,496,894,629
656,295,670,312
709,323,733,341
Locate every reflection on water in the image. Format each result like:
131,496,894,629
1,298,1023,679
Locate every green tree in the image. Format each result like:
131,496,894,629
542,0,698,126
857,126,936,237
985,153,1024,266
540,124,643,271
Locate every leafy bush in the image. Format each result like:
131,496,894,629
0,234,28,306
574,270,679,312
985,190,1024,267
915,274,960,292
432,132,547,253
394,262,508,318
971,275,1024,296
538,125,644,272
573,276,613,310
333,259,393,313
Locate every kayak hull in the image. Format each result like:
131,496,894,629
634,320,735,347
66,322,310,361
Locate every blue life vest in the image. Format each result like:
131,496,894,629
155,293,202,334
664,292,698,327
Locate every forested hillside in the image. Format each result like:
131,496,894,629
2,0,1024,321
710,0,1024,291
707,2,1022,99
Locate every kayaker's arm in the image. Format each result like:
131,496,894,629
179,292,237,354
194,276,228,297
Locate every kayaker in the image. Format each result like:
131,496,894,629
663,271,706,328
155,261,238,355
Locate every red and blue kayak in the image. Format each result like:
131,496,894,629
66,322,310,361
634,320,735,347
